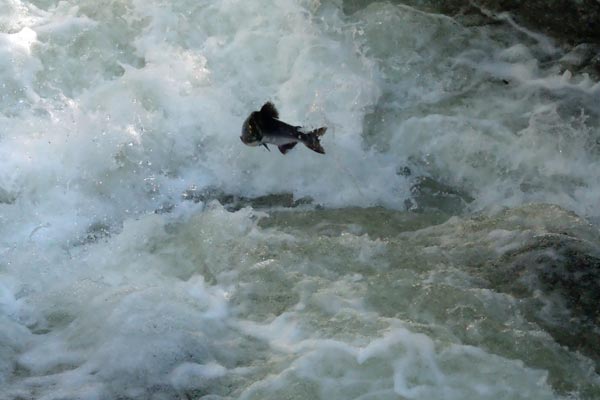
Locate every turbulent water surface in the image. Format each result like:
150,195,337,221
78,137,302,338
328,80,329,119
1,0,600,399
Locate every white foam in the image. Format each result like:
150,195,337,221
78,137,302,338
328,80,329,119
237,322,558,400
170,362,227,391
1,0,600,398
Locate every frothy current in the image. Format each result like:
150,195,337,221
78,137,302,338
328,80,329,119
1,1,599,399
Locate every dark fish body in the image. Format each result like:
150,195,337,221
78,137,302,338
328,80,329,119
241,102,326,154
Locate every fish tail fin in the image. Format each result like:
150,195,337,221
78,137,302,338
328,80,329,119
303,127,327,154
311,127,327,137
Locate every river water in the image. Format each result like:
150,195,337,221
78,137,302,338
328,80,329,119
1,1,599,399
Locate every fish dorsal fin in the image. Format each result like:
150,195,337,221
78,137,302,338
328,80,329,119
259,102,279,119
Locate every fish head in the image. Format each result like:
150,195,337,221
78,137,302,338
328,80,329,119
240,112,262,146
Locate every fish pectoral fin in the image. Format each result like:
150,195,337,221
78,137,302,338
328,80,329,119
262,143,270,151
278,142,298,154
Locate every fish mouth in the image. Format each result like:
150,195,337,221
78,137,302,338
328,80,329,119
240,136,259,146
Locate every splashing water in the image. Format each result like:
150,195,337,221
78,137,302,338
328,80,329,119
1,1,599,399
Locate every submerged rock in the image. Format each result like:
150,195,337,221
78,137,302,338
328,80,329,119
559,43,600,70
493,232,600,360
78,222,113,245
343,0,600,44
0,187,16,204
436,205,600,373
182,186,313,211
407,176,474,214
264,203,600,387
499,233,600,319
444,0,600,43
